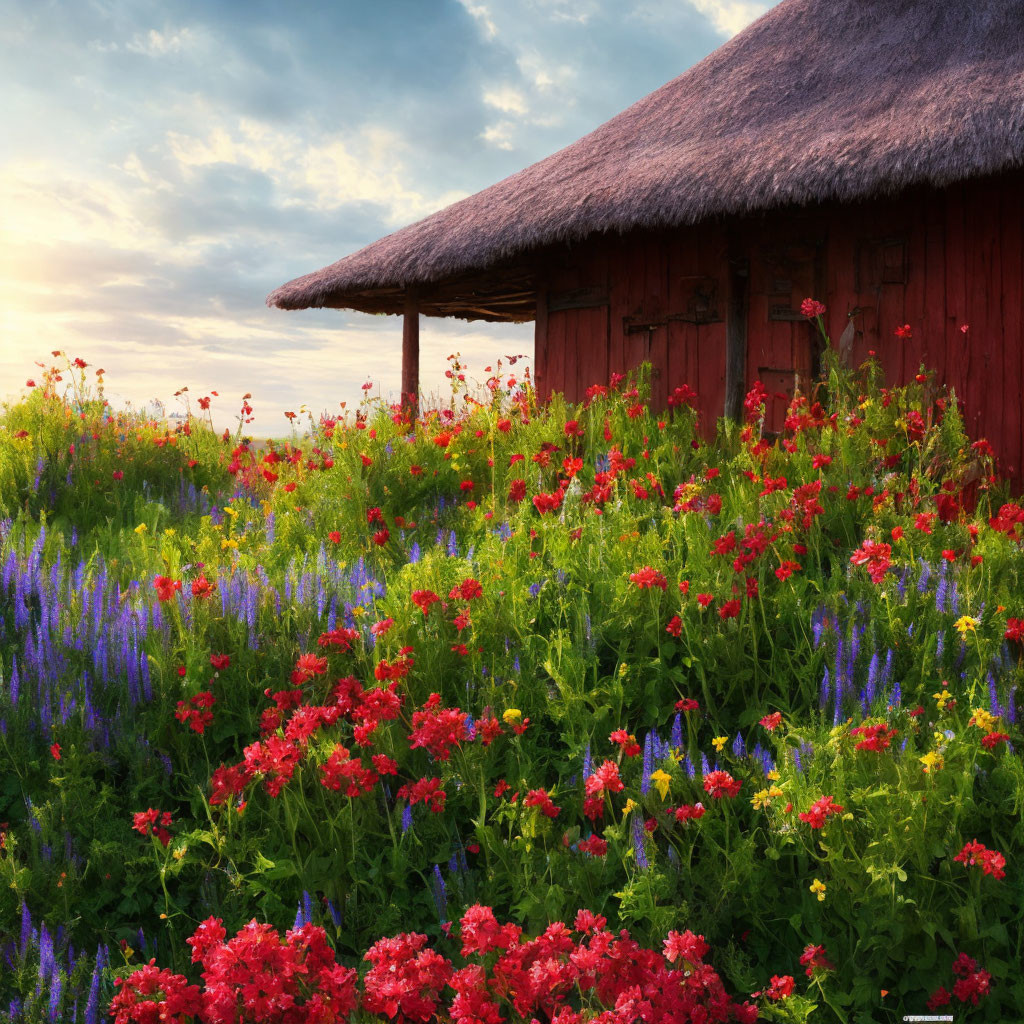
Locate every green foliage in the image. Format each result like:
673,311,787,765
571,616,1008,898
0,349,1022,1021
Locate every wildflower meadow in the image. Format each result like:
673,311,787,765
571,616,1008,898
1,319,1022,1023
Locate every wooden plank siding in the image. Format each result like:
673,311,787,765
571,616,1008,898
533,168,1024,480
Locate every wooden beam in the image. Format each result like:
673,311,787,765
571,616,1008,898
534,286,548,397
402,288,420,417
724,250,749,422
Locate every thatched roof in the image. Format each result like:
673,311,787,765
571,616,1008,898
268,0,1024,320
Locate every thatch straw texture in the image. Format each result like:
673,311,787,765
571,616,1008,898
268,0,1024,312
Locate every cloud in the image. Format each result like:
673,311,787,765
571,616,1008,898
686,0,770,36
1,0,778,434
124,26,197,55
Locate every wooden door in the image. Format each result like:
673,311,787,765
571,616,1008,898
747,219,827,433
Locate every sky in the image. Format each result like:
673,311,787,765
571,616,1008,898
0,0,772,433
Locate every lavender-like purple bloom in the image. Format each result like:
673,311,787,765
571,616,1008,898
988,672,1003,717
640,732,653,795
889,680,902,708
431,864,447,921
19,903,31,957
935,567,949,613
582,742,592,780
84,957,101,1024
670,714,683,749
631,812,649,869
916,558,931,593
401,804,413,833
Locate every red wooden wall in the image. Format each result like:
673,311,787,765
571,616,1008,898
533,169,1024,478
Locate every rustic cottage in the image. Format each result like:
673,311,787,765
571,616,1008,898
268,0,1024,473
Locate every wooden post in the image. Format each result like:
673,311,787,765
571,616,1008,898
402,288,420,417
724,249,749,422
533,288,548,399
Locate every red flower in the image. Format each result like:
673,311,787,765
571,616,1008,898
508,478,526,502
850,722,897,751
585,760,624,806
524,788,561,818
759,712,782,732
800,298,826,318
132,808,172,846
702,770,741,799
412,589,441,615
894,324,913,339
849,540,891,583
209,653,231,671
914,511,935,534
696,593,714,608
799,795,844,828
665,615,682,637
362,932,453,1022
397,776,447,813
629,566,667,591
1004,617,1024,643
577,835,608,856
954,839,1006,879
373,527,390,546
981,731,1009,749
109,961,201,1024
328,530,342,544
153,575,182,602
175,692,215,734
50,743,61,761
667,803,706,824
609,729,641,757
663,929,709,964
292,653,328,683
718,599,742,620
191,575,216,600
764,975,795,1000
675,697,699,712
799,943,834,977
408,693,470,761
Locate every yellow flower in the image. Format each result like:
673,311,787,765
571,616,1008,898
766,769,781,781
164,528,176,537
969,707,998,732
933,689,952,711
622,798,637,816
768,785,785,799
134,523,148,535
712,736,728,753
750,788,771,810
919,750,944,773
223,506,238,518
221,539,239,550
172,845,187,861
953,615,979,636
810,878,826,902
669,748,684,764
350,604,365,617
502,708,522,725
649,769,673,801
